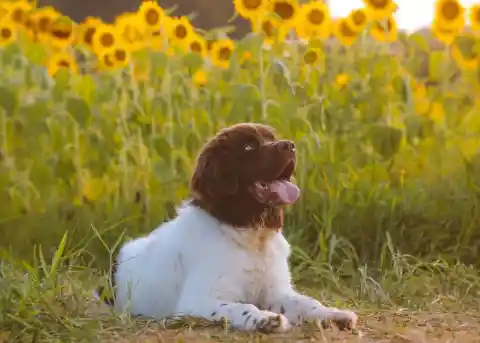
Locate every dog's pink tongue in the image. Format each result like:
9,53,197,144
270,180,300,204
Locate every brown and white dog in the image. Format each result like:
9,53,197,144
108,123,357,333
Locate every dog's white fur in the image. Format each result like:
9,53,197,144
114,203,357,332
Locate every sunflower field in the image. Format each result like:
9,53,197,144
0,0,479,266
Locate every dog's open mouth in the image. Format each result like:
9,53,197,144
252,160,300,205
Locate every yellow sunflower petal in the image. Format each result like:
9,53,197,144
234,0,269,20
362,0,397,20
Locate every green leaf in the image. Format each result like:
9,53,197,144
153,136,172,164
185,131,199,157
368,125,403,160
0,85,19,116
408,32,429,52
49,231,68,279
66,97,91,126
428,51,445,82
74,74,97,105
182,52,204,71
22,40,48,66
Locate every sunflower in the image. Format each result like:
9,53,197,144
167,16,194,47
193,69,208,86
98,53,116,71
470,4,480,31
111,47,130,68
210,39,235,69
303,47,324,66
334,18,358,46
234,0,269,20
269,0,299,25
294,1,330,40
335,73,349,89
3,0,32,27
137,0,165,32
450,34,479,70
28,6,60,42
115,12,145,52
92,24,119,56
46,51,78,76
431,21,460,45
362,0,397,20
188,33,207,57
49,16,76,49
434,0,465,29
145,28,165,51
0,21,16,47
347,8,369,32
78,17,103,49
251,14,287,46
370,16,398,43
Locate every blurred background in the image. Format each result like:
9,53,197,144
36,0,477,39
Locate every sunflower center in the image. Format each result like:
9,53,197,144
114,49,126,61
103,55,114,67
262,20,275,36
145,9,160,26
308,9,325,25
304,51,318,64
0,28,12,39
84,27,96,44
273,2,295,20
175,25,187,39
368,0,389,9
340,21,356,37
441,1,460,20
100,33,115,47
191,41,202,52
12,9,26,23
242,0,262,10
38,17,51,32
473,8,480,22
51,28,72,40
218,47,232,60
58,60,70,68
375,18,393,32
351,10,366,26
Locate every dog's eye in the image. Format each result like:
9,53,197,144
244,144,254,152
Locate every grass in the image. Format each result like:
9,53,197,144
1,235,480,342
1,1,480,341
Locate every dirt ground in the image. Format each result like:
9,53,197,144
105,309,480,343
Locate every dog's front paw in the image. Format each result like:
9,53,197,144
255,312,291,333
328,309,357,330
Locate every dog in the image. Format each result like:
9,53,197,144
100,123,357,333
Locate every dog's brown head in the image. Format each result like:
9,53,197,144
190,123,300,229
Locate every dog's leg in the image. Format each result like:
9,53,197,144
176,300,291,333
265,292,357,330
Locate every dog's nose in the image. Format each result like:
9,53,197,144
277,140,296,152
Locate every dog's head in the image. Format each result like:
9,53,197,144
190,123,300,229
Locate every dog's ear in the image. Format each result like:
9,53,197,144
191,146,238,198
